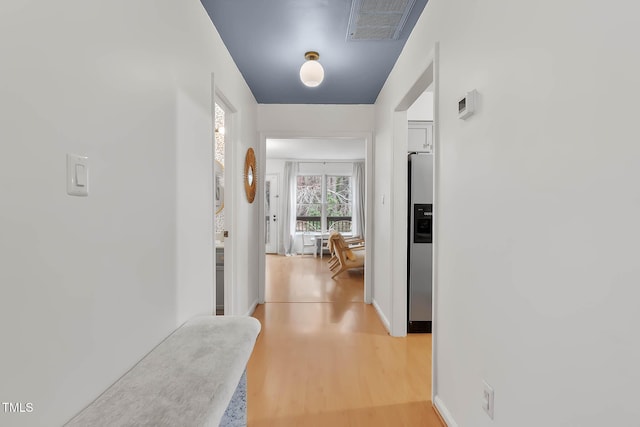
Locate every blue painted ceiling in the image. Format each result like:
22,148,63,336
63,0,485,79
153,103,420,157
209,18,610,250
201,0,427,104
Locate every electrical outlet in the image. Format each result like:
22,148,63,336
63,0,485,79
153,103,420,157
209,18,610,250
482,380,494,419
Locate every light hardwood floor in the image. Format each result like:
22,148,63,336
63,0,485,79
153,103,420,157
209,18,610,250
247,255,443,427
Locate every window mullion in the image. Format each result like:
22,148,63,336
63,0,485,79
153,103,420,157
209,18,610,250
321,174,327,231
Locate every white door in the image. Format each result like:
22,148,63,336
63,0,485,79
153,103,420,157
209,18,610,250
265,174,279,254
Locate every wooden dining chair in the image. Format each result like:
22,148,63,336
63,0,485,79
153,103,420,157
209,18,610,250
327,232,365,278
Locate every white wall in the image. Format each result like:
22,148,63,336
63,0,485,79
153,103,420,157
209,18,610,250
407,90,434,121
266,159,287,175
257,104,375,134
375,0,640,426
0,1,257,425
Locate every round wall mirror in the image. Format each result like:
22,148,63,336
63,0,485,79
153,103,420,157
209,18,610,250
244,148,256,203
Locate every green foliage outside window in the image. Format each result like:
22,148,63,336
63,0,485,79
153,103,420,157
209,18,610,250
296,175,352,231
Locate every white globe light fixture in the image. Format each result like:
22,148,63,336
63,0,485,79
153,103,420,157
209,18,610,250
299,51,324,87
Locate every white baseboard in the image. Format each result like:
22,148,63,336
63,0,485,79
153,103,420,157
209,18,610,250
244,300,258,316
372,299,391,334
433,395,458,427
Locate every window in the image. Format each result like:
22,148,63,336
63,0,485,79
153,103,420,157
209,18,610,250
326,175,352,231
296,175,322,231
296,175,352,232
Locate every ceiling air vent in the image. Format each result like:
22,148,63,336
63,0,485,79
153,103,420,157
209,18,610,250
347,0,416,41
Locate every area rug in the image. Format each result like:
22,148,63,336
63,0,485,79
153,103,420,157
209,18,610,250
219,370,247,427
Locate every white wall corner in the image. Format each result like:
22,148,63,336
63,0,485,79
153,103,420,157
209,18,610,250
433,395,458,427
390,111,409,338
245,300,259,317
372,299,391,334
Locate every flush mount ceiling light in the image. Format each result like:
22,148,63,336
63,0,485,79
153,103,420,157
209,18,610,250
299,51,324,87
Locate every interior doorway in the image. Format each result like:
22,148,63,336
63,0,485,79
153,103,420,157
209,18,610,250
213,92,236,316
258,135,373,305
214,101,226,315
390,44,439,404
407,88,434,334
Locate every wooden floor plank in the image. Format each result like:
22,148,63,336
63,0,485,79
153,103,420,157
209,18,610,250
248,255,443,427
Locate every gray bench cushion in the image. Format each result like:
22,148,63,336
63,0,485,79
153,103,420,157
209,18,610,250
65,316,261,427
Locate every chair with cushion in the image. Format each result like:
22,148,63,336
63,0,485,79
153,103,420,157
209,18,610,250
327,231,364,266
327,232,365,278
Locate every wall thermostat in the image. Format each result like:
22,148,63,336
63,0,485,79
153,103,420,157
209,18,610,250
458,89,477,120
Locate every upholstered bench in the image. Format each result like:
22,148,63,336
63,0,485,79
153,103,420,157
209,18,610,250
65,316,261,427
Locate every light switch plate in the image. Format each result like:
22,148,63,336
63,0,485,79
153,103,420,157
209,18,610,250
482,380,494,419
67,154,89,196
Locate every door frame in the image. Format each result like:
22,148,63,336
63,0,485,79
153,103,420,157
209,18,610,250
257,132,374,305
389,43,439,401
212,83,237,316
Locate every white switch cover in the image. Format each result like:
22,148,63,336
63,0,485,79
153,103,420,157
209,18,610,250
67,154,89,196
75,164,86,187
482,380,495,419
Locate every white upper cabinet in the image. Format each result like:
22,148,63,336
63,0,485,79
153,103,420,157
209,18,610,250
408,121,433,153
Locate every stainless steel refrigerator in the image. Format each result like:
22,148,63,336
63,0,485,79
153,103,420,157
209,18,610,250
408,153,433,333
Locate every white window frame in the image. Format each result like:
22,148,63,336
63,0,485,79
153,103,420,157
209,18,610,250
296,173,352,233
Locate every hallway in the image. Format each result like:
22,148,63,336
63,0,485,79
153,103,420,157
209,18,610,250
247,255,443,427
